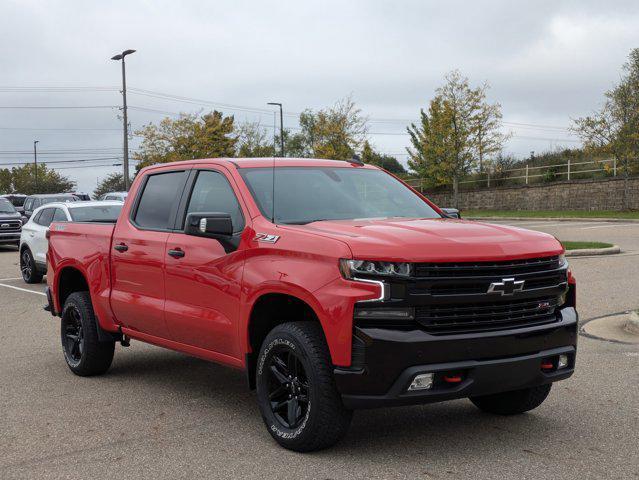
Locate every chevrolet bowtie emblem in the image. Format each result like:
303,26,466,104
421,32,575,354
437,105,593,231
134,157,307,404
487,278,525,296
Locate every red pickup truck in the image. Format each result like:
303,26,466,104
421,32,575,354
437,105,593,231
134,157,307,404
46,158,577,451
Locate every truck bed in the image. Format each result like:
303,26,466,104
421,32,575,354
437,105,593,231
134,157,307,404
47,222,117,331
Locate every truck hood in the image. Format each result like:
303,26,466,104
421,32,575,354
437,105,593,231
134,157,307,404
0,212,21,221
289,218,563,262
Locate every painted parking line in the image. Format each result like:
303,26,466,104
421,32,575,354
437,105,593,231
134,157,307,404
0,282,46,296
580,223,639,230
0,277,23,281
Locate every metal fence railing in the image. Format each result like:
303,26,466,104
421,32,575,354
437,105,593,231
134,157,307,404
403,158,620,190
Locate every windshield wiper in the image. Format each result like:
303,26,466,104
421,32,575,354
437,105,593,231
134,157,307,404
282,218,332,225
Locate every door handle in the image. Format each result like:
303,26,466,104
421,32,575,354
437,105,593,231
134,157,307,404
168,248,185,258
114,243,128,252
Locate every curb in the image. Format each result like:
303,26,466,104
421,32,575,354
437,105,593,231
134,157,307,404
467,216,639,223
564,245,621,257
626,311,639,335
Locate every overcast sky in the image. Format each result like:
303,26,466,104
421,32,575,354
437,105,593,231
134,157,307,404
1,0,639,194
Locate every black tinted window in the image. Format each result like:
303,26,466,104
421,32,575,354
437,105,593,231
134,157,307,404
186,171,245,233
134,171,187,229
52,208,67,222
37,208,55,227
70,205,122,222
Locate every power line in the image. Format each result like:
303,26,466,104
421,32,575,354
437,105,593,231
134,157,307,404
0,126,121,131
0,105,117,109
0,156,123,166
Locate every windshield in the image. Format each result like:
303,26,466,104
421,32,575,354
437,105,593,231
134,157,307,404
0,200,16,214
240,167,441,224
69,205,122,222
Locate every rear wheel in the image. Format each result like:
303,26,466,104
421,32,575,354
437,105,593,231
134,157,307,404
470,384,552,415
61,292,115,376
256,321,352,452
20,248,43,284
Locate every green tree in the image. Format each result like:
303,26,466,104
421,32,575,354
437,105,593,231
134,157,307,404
235,122,277,157
0,168,12,194
573,48,639,209
361,141,406,174
10,163,75,195
94,172,129,199
287,96,368,160
407,71,504,206
134,111,237,170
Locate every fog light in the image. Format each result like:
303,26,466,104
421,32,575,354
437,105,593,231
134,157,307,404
558,354,569,369
408,373,433,391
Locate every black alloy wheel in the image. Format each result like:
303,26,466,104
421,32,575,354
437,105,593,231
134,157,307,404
20,248,42,283
62,305,84,367
267,347,310,429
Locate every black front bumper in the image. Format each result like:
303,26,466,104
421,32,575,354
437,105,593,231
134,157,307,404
335,307,578,409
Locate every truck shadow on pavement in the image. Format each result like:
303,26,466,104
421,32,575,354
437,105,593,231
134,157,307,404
103,346,560,456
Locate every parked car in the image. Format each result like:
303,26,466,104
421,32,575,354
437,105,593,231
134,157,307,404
100,191,127,202
19,201,122,283
46,158,577,452
21,194,79,223
0,198,22,247
68,192,92,201
1,194,27,214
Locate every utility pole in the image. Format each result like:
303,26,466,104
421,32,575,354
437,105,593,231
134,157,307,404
33,140,39,192
267,102,284,157
111,49,136,191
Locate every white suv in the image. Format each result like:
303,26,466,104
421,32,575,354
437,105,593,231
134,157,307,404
19,201,122,283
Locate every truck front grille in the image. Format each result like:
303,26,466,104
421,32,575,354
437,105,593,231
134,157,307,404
413,256,562,278
0,220,21,233
415,296,559,334
354,255,568,335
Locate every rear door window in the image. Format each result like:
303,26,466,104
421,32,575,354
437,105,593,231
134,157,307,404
134,170,188,230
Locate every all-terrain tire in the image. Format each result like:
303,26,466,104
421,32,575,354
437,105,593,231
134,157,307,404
256,321,353,452
470,383,552,415
61,291,115,376
20,248,43,284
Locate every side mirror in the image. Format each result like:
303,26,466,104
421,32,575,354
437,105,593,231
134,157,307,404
441,208,461,219
185,212,233,238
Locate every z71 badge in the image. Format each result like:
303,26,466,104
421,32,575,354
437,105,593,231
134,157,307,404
254,233,280,244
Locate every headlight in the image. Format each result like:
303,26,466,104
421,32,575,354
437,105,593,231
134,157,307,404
558,253,567,266
340,259,411,279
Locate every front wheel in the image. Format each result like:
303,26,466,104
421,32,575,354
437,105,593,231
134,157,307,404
20,248,43,284
61,291,115,376
256,321,353,452
470,383,552,415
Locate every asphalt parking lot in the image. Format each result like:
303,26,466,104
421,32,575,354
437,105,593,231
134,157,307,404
1,220,638,480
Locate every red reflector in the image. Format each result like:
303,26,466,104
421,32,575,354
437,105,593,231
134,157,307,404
541,361,554,370
443,375,462,383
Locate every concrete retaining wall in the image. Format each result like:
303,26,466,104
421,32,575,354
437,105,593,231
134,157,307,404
423,176,639,211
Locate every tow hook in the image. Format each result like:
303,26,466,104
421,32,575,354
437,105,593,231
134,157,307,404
120,333,130,347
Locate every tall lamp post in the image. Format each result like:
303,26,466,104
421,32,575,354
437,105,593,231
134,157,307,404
33,140,39,192
267,102,284,157
111,49,136,191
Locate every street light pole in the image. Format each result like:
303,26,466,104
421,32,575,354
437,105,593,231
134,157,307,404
267,102,284,157
33,140,39,192
111,49,136,191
